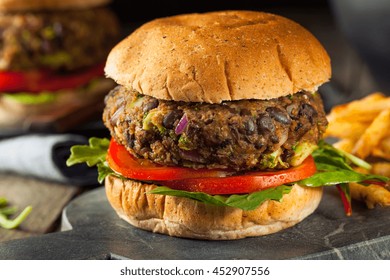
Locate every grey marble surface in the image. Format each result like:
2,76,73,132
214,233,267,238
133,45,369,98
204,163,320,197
0,186,389,260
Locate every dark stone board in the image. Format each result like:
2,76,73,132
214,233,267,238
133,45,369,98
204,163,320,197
1,186,390,260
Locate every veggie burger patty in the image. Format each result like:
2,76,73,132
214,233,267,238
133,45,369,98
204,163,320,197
103,85,328,170
0,7,119,71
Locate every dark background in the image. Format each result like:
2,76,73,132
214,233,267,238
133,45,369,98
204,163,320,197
108,0,328,23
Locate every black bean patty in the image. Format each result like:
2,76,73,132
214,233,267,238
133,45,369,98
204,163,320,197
0,7,120,71
103,86,328,171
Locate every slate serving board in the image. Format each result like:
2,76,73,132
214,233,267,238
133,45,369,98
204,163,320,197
0,186,389,260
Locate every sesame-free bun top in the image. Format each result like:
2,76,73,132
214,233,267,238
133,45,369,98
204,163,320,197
0,0,111,11
105,10,331,103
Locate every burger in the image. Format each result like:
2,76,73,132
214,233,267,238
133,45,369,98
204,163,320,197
68,10,388,240
0,0,120,131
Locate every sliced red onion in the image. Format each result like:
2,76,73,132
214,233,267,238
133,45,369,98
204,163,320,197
179,150,205,163
175,113,188,134
110,105,124,126
277,129,289,148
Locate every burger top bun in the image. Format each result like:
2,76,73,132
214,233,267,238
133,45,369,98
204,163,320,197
105,10,331,103
0,0,111,11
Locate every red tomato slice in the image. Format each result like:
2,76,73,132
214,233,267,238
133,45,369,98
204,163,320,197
107,138,317,194
159,158,315,194
107,138,233,181
0,63,104,93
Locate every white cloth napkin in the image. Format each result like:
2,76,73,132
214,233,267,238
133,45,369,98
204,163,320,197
0,134,98,186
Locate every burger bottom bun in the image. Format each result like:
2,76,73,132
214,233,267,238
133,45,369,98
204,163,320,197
0,78,114,132
0,0,111,12
105,175,323,240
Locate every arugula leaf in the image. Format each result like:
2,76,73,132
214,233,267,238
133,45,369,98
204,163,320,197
0,206,32,229
313,155,353,171
97,162,117,184
149,185,292,211
304,140,389,188
0,197,32,230
314,140,371,170
66,137,110,167
300,170,388,187
338,149,372,170
66,137,122,184
304,140,388,216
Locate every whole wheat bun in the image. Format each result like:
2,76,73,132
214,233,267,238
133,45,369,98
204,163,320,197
105,10,331,103
0,0,111,11
105,175,323,240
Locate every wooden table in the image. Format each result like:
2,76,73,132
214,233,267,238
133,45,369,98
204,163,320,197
0,174,82,242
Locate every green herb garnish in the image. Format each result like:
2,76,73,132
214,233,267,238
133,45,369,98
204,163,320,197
66,137,117,184
0,198,32,229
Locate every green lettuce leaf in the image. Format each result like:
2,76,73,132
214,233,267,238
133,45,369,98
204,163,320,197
300,170,388,187
306,140,388,215
66,137,110,167
149,185,292,211
2,78,103,105
66,137,121,184
0,197,32,230
3,92,57,104
97,162,117,184
313,140,371,169
307,140,389,187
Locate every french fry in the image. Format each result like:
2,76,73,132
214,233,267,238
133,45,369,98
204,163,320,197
329,93,385,115
326,92,390,209
324,121,370,141
349,182,390,209
333,139,355,153
371,162,390,177
372,148,390,161
352,108,390,159
379,136,390,153
329,92,385,114
327,93,390,123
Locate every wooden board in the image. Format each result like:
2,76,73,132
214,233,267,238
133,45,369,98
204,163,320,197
0,173,81,242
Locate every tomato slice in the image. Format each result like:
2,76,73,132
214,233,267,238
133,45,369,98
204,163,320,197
159,157,315,194
0,63,104,93
107,138,233,181
107,138,317,194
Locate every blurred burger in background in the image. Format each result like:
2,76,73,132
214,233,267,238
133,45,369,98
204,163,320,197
0,0,120,132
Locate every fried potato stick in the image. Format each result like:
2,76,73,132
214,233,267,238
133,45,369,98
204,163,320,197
352,109,390,159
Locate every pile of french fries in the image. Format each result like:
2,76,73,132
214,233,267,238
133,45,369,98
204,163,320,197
325,92,390,208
